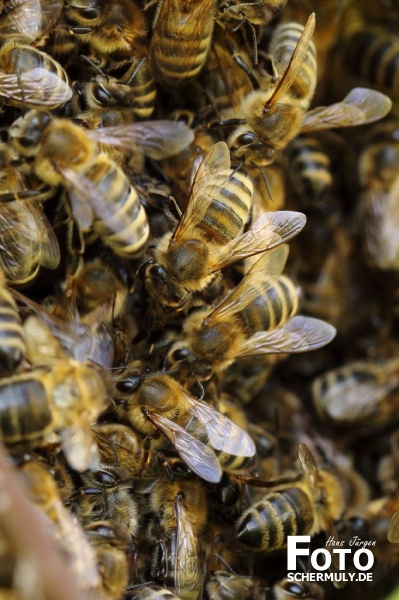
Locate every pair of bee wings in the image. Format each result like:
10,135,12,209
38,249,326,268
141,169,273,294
203,244,336,356
148,392,256,483
314,361,399,424
0,200,60,283
170,140,307,269
0,0,63,40
362,175,399,270
0,51,72,108
11,288,114,368
301,87,392,133
57,120,194,229
174,496,203,600
86,120,195,160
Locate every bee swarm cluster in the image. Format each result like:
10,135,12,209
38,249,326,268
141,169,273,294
1,0,399,599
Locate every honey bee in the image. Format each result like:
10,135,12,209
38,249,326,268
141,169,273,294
341,25,399,100
149,477,207,600
0,40,72,108
207,571,324,599
65,257,128,319
150,0,215,90
84,521,130,600
357,120,399,270
0,0,63,43
20,459,101,592
0,268,26,372
312,356,399,434
168,245,337,380
144,140,307,308
221,13,317,165
221,14,392,166
8,110,194,259
287,135,334,201
11,287,115,369
235,444,364,550
220,0,288,26
114,370,256,482
0,359,109,471
65,0,148,67
77,56,156,122
77,467,139,537
200,32,255,115
282,0,348,103
92,422,155,482
160,118,217,210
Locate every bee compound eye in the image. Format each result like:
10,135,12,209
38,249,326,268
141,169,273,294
281,581,308,597
93,84,111,104
148,264,164,278
93,469,118,486
116,377,141,394
236,132,256,145
170,347,190,362
79,7,101,19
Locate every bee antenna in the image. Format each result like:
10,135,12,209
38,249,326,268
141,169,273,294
214,553,237,575
225,36,259,87
126,580,155,591
230,160,245,178
80,55,107,78
192,376,205,401
252,163,275,203
125,56,147,85
231,18,258,66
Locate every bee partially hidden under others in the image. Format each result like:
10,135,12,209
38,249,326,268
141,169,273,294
235,444,364,551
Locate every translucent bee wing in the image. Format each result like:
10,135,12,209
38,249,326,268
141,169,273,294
0,201,41,284
298,442,318,472
174,496,203,599
209,211,306,272
172,141,232,242
56,166,95,231
184,394,256,457
364,175,399,269
29,203,60,269
388,509,399,543
207,245,290,323
236,316,337,358
314,366,399,423
148,412,222,483
0,67,72,107
301,88,392,133
11,288,112,366
86,120,194,159
266,13,315,106
0,0,63,40
60,424,100,472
